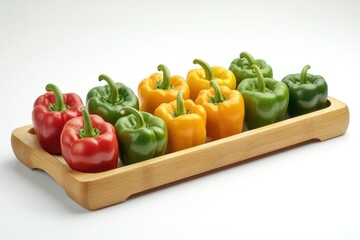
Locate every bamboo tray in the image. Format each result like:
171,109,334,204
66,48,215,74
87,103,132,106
11,96,350,210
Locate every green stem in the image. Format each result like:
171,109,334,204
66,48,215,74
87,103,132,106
210,80,224,104
193,59,214,81
174,91,187,117
120,107,145,129
157,64,171,90
251,65,266,93
80,107,99,138
240,51,256,66
45,83,67,112
99,74,120,104
300,64,311,84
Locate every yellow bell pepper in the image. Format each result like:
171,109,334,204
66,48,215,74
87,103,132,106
195,80,245,140
154,91,207,153
138,64,190,114
187,59,236,100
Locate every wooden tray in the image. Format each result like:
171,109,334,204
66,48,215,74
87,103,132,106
11,96,350,210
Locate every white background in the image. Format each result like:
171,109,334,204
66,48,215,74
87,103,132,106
1,0,359,239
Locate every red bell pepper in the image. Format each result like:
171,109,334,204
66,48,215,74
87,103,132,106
60,107,119,173
32,84,83,155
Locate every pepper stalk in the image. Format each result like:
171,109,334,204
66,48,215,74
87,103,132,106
240,51,257,66
98,74,120,104
46,83,69,112
193,59,214,81
251,65,266,93
157,64,172,90
300,64,311,84
80,107,99,138
174,91,188,117
210,80,225,104
120,107,146,129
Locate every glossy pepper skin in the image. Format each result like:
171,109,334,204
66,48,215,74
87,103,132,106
138,64,190,114
86,74,139,125
60,108,119,173
237,65,289,130
187,59,236,100
154,91,207,153
281,64,328,117
115,107,167,165
32,84,83,155
229,51,273,87
195,80,245,140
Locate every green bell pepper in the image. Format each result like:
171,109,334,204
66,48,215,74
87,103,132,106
86,74,139,125
237,65,289,130
115,107,168,165
281,64,328,117
229,51,273,87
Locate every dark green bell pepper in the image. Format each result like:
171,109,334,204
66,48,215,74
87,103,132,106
115,107,168,165
237,65,289,130
86,74,139,125
229,51,273,87
281,64,328,117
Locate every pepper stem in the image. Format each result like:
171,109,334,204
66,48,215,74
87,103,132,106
120,107,145,129
174,91,188,117
240,51,256,66
45,83,68,112
251,65,266,93
210,80,225,104
157,64,172,90
80,107,99,138
98,74,120,104
300,64,311,84
193,59,214,81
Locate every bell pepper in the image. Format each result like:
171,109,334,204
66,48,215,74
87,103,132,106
114,107,168,165
195,80,245,140
237,65,289,130
229,51,273,87
138,64,190,114
32,83,83,155
186,59,236,100
60,108,119,173
281,64,328,117
86,74,139,125
154,91,207,152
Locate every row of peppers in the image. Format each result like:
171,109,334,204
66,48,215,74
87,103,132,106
32,51,328,173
